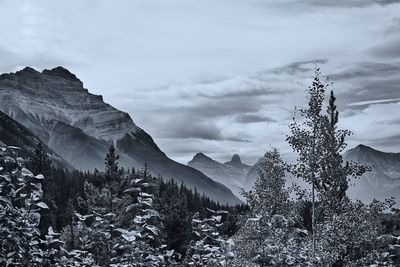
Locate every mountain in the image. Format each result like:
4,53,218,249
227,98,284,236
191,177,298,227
0,66,241,204
0,110,71,169
243,156,264,190
188,153,251,197
344,144,400,203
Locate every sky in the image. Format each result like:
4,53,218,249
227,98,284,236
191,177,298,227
1,0,400,165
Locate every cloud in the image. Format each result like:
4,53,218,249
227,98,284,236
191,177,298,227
199,88,278,99
369,37,400,58
234,114,276,124
323,61,400,110
157,97,263,119
163,119,250,142
348,98,400,107
340,102,400,151
304,0,400,8
330,62,400,80
372,134,400,151
272,59,328,75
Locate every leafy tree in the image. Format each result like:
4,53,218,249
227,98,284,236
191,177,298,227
30,142,60,235
186,209,235,266
235,149,312,266
241,149,290,217
0,145,48,266
317,199,396,266
286,65,396,266
286,66,328,258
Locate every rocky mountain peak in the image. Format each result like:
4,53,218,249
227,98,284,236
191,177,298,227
42,66,80,81
230,154,242,165
346,144,390,160
354,144,374,152
16,67,41,78
189,153,215,164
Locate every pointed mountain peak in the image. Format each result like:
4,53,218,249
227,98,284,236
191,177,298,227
351,144,378,154
188,152,220,166
224,154,243,166
345,144,394,160
16,67,41,77
42,66,80,81
192,152,211,161
230,154,242,165
355,144,371,150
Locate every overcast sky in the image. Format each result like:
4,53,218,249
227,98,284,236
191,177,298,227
1,0,400,165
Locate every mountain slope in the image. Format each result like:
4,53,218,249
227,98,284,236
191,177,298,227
0,111,71,169
188,153,251,196
344,144,400,203
243,156,264,190
0,66,241,204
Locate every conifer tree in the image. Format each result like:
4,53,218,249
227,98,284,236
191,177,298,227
31,142,52,176
318,90,365,213
105,144,120,182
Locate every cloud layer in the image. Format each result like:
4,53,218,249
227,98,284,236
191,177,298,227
0,0,399,164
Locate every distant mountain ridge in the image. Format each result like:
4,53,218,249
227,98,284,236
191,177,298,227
0,66,241,204
188,144,400,203
188,153,251,197
344,144,400,203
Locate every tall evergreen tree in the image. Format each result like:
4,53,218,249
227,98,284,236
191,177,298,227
31,142,51,176
105,144,120,182
318,90,365,213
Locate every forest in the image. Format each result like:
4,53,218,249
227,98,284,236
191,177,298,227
1,68,400,266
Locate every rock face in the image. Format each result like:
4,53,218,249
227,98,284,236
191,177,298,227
344,144,400,203
0,111,70,169
188,153,251,197
0,67,241,204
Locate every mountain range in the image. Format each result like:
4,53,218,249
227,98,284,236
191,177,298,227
188,153,251,196
344,144,400,203
0,66,241,205
188,145,400,203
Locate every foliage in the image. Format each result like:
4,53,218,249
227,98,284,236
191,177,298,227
110,168,175,266
0,145,48,266
186,209,235,266
241,149,290,217
316,199,391,266
235,149,312,266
